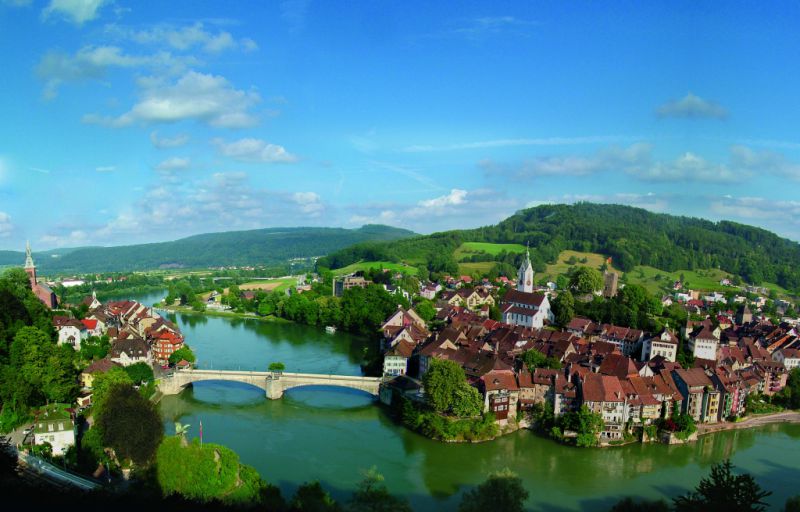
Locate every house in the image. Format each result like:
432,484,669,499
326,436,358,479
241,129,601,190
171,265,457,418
333,275,369,297
736,304,754,325
53,317,87,349
581,373,626,440
419,284,441,300
710,367,746,420
641,327,679,363
81,318,102,337
32,404,76,456
153,331,185,365
110,337,151,366
480,361,519,423
440,287,495,310
80,357,120,388
501,290,553,328
774,348,800,371
81,291,102,310
383,339,415,376
688,324,720,361
518,367,557,409
672,368,720,424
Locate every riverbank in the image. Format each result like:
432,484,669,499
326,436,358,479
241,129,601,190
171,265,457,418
158,305,291,324
697,410,800,436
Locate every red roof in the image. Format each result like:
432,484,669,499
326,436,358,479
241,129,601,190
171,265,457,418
81,319,98,330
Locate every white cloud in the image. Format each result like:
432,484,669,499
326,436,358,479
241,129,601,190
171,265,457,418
156,157,190,171
105,22,258,54
709,196,800,241
730,145,800,180
348,188,517,233
95,165,115,172
42,0,108,25
213,137,297,163
37,45,198,98
150,131,190,149
292,192,324,215
0,212,13,237
419,189,468,208
483,143,752,183
632,152,737,182
404,135,628,153
657,93,727,119
84,71,261,127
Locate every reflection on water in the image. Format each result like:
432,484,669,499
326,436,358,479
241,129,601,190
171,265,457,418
161,382,800,512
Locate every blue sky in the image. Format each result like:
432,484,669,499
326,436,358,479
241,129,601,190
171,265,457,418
1,0,799,250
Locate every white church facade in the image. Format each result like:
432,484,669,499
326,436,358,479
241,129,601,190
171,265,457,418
501,248,554,328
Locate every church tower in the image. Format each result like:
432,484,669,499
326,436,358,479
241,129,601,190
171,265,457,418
517,244,534,293
24,241,37,287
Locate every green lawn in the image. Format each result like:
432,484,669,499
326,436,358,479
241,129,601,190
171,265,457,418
625,266,733,295
454,242,527,261
539,250,614,283
332,260,418,276
458,262,496,276
239,277,297,293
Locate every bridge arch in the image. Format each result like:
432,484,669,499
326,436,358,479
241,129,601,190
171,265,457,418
159,370,382,400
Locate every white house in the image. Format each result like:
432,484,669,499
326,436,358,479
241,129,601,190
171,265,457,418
641,328,679,363
110,337,151,367
33,405,76,456
774,348,800,371
54,319,87,349
688,325,719,361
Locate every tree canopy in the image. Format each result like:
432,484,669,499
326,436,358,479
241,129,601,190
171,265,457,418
96,383,163,466
422,359,481,417
673,459,771,512
458,468,529,512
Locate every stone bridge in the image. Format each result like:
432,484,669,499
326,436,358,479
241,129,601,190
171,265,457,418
158,369,382,400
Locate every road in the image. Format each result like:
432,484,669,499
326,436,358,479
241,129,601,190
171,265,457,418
698,410,800,435
17,451,102,491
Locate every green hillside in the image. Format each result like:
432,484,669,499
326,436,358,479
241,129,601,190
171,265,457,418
319,203,800,293
4,225,415,274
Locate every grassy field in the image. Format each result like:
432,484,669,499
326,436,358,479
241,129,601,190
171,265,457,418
538,250,614,283
332,260,418,276
625,266,733,296
454,242,527,261
458,262,496,276
240,277,297,293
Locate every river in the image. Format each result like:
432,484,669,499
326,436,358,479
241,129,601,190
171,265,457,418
125,291,800,510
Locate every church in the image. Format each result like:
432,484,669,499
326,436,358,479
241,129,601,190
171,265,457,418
24,242,59,309
500,248,554,328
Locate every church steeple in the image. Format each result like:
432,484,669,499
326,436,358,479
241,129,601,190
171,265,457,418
517,242,534,293
24,241,37,286
24,240,35,269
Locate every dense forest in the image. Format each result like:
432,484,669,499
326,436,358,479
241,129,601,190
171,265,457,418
318,203,800,292
0,225,414,274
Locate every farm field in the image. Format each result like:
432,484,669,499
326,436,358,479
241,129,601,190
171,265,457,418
454,242,527,261
332,260,418,276
625,266,733,296
240,277,297,293
539,250,615,283
458,262,495,276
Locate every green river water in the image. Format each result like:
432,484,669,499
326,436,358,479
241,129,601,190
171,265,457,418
128,292,800,511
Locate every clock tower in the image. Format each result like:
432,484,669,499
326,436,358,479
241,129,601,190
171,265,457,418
517,244,534,293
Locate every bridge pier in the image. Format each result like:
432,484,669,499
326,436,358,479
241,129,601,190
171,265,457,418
265,377,283,400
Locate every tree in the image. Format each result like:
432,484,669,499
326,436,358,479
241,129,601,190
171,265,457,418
348,467,411,512
290,481,342,512
414,300,436,323
570,267,603,294
779,368,800,410
422,358,467,414
786,496,800,512
451,383,483,418
673,459,771,512
551,290,575,326
169,345,196,365
91,367,133,414
123,362,154,385
608,497,670,512
96,384,163,466
458,468,528,512
269,362,286,373
522,349,561,371
8,327,78,405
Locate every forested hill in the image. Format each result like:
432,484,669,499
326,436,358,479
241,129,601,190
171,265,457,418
318,203,800,292
0,225,415,273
